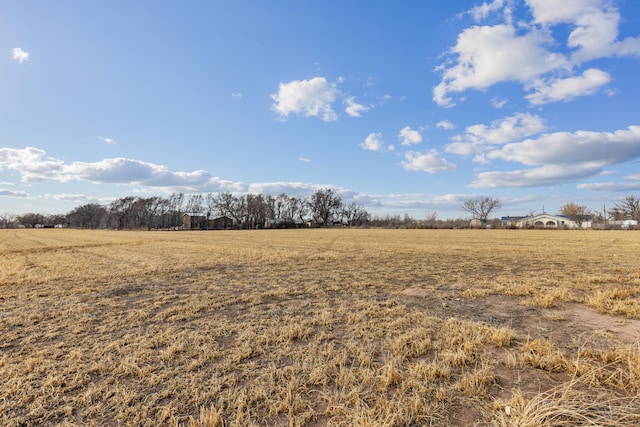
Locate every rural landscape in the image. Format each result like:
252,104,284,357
1,228,639,426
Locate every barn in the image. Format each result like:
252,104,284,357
182,213,234,230
182,213,207,230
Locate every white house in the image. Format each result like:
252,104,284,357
515,213,586,229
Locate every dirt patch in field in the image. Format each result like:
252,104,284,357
398,288,640,346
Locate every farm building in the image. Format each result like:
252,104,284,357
182,213,207,230
182,213,234,230
209,216,234,230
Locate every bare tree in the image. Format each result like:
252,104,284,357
341,202,370,226
559,202,592,227
211,192,245,227
308,188,343,226
67,203,107,228
16,213,46,228
168,192,185,229
424,211,438,228
461,197,501,221
185,194,204,214
611,195,640,221
0,212,16,229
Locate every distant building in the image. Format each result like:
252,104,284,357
182,213,207,230
210,216,234,230
182,213,234,230
501,213,592,229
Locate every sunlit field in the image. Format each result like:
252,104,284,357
1,228,639,426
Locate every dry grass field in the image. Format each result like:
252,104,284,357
1,228,639,426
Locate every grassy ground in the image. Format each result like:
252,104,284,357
1,228,639,426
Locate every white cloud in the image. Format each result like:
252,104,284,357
491,97,508,108
361,133,384,151
343,96,369,117
486,126,640,166
45,193,112,204
468,125,640,188
98,136,116,144
0,188,29,197
446,113,547,155
12,47,29,64
0,147,65,182
470,164,603,188
399,126,422,146
402,150,456,173
469,0,514,24
526,68,610,105
247,181,333,197
437,120,455,130
0,146,244,192
433,24,564,106
231,92,242,99
577,181,640,192
298,157,311,163
526,0,626,61
434,0,640,106
271,77,339,122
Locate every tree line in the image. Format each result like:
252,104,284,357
1,189,369,230
2,193,639,230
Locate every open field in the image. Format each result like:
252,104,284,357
1,228,639,426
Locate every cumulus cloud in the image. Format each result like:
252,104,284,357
486,126,640,166
437,120,455,130
361,133,384,151
433,24,564,106
526,68,611,105
12,47,29,64
343,96,369,117
0,147,66,182
434,0,640,106
271,77,339,121
402,150,456,173
469,0,513,23
0,146,244,192
399,126,423,146
446,113,547,156
466,125,640,187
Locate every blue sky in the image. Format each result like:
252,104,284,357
2,0,640,219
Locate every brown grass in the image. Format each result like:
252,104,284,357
1,228,639,426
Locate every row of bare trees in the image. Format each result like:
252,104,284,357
3,189,370,230
3,194,639,230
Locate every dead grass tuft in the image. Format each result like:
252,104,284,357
493,368,640,427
